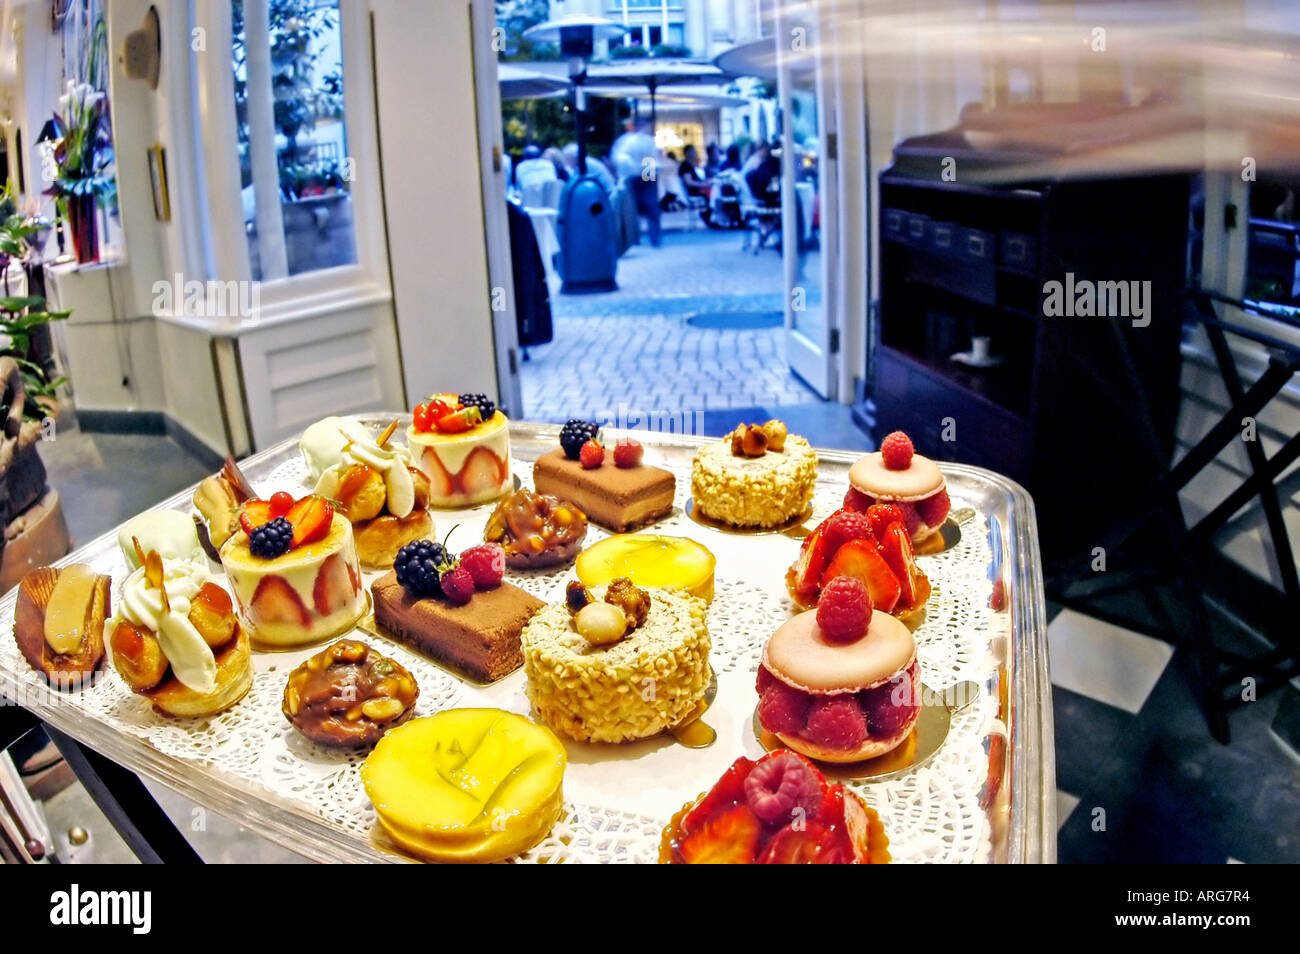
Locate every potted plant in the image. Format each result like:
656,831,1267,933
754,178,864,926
0,199,71,588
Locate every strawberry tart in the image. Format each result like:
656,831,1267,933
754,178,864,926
786,505,929,619
219,493,365,647
660,751,889,863
758,576,922,763
843,430,951,546
406,393,512,508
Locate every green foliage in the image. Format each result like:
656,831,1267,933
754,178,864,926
232,0,346,195
650,44,690,58
611,44,649,59
0,296,70,421
494,0,558,61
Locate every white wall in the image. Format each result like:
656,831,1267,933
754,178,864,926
371,1,499,406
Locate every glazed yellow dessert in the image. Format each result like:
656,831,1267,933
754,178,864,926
360,709,566,863
521,584,711,743
690,420,818,528
574,534,716,602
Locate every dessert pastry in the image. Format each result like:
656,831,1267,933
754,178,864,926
372,539,542,682
299,416,373,481
220,493,366,647
532,424,674,532
575,533,716,602
282,639,418,748
757,578,921,762
406,393,511,508
361,708,567,863
313,420,433,568
659,751,889,864
843,430,951,546
191,456,259,559
521,580,710,743
13,564,109,690
106,547,252,717
690,420,817,528
483,488,587,568
786,505,929,619
118,510,206,570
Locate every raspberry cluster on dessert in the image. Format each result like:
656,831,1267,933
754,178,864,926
219,493,366,648
532,421,676,532
406,393,512,508
787,502,929,616
373,537,542,682
758,576,921,763
659,751,889,864
843,430,951,546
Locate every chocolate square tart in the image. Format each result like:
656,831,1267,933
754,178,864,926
371,572,544,683
532,448,675,532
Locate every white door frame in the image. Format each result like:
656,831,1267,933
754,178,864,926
777,1,838,400
469,1,524,418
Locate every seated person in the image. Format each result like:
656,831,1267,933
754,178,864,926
678,145,710,201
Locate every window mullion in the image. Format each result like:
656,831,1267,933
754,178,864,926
244,0,289,281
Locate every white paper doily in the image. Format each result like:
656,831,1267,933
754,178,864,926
0,429,1016,864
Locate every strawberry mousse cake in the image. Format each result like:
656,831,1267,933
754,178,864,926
843,430,951,546
758,576,921,763
659,751,890,863
220,493,365,647
786,505,930,618
406,393,512,508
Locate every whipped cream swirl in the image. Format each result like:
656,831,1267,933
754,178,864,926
107,558,218,694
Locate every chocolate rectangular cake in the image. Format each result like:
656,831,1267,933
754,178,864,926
532,449,675,532
371,573,544,682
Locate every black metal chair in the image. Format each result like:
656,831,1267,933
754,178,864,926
1049,288,1300,742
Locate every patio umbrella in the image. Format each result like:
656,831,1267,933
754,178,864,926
523,16,628,174
585,59,729,125
586,86,751,111
713,37,816,81
498,62,569,101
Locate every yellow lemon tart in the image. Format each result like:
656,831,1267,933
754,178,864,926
360,708,566,863
575,534,716,602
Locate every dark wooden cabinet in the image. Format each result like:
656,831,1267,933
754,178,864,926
868,142,1189,564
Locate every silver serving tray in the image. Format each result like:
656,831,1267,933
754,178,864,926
0,418,1054,863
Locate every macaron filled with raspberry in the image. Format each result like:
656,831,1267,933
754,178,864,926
842,430,951,546
757,580,921,762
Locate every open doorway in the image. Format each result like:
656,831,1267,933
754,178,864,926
486,2,862,446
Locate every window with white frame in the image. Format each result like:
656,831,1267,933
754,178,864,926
231,0,355,282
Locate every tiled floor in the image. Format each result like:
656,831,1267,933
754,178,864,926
521,226,821,423
8,386,1299,864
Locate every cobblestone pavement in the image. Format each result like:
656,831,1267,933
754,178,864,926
520,224,823,424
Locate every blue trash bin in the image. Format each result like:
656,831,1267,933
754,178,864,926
556,174,618,293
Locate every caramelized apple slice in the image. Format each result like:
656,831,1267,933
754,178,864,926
188,582,237,648
109,619,169,691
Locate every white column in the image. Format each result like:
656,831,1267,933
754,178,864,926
244,0,288,280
